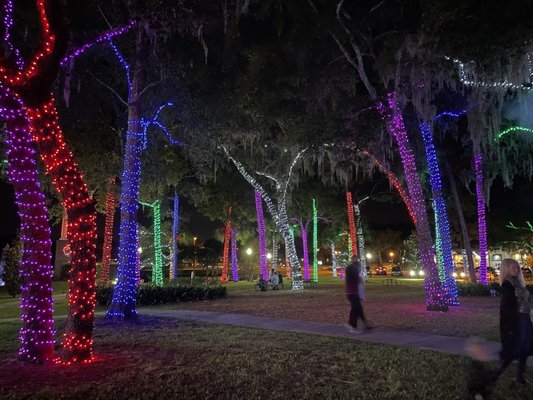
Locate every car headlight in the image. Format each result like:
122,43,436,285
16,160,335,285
460,272,466,278
409,270,416,277
418,270,425,277
452,272,457,278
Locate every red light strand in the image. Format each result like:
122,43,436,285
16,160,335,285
27,97,97,364
100,177,116,284
345,192,357,257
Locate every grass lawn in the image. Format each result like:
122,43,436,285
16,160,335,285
165,276,502,341
1,316,532,400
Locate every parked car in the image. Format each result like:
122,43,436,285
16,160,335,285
391,266,403,277
374,266,387,276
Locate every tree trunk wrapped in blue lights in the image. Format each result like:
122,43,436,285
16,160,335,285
420,122,459,305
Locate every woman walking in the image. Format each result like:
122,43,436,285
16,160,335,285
493,258,533,384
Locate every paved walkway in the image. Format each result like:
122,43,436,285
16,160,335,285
140,309,520,364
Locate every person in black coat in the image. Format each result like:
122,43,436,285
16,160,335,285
493,258,533,384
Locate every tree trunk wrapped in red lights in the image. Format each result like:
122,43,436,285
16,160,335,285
0,0,97,363
0,85,54,363
26,98,97,363
221,220,231,284
100,177,116,284
345,192,357,258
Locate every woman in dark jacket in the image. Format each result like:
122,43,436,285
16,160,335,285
493,258,533,384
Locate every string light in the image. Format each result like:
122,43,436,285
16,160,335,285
108,40,180,317
474,154,488,285
377,93,448,311
345,192,357,257
312,199,319,284
446,56,533,92
497,125,533,140
361,150,416,224
420,122,459,305
27,98,98,363
291,217,311,281
461,249,470,278
100,177,115,284
222,146,304,291
139,200,163,286
231,228,238,282
331,241,337,277
2,0,24,70
0,85,54,363
221,219,231,284
255,190,269,281
271,232,278,272
60,20,136,67
170,195,179,280
354,200,367,281
0,0,129,363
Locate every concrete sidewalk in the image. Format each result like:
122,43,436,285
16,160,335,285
140,309,516,364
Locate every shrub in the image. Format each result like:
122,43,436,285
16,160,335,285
1,237,22,298
96,283,227,306
457,282,533,296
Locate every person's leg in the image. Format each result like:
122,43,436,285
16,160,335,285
347,294,358,328
352,296,365,327
491,357,513,382
516,355,528,383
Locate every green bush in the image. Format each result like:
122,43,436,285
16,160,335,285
1,237,22,298
457,282,533,296
96,283,227,306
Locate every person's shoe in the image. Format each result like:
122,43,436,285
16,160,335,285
363,326,375,332
344,324,363,334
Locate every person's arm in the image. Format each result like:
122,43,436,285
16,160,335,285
500,280,518,334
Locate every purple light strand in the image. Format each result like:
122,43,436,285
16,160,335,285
0,84,54,362
3,0,24,70
231,228,238,282
254,190,269,281
474,154,488,285
378,93,448,311
60,20,136,68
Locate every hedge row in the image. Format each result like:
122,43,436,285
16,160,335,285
457,282,533,296
96,283,227,306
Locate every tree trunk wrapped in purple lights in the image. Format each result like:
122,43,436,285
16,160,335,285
474,154,488,285
231,228,238,282
292,219,311,281
255,190,269,281
0,85,54,363
377,94,448,311
100,177,116,284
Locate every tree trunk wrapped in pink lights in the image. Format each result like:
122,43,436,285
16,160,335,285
377,94,448,311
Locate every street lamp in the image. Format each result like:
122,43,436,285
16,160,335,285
246,248,253,256
366,253,372,260
137,247,143,254
267,252,272,260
